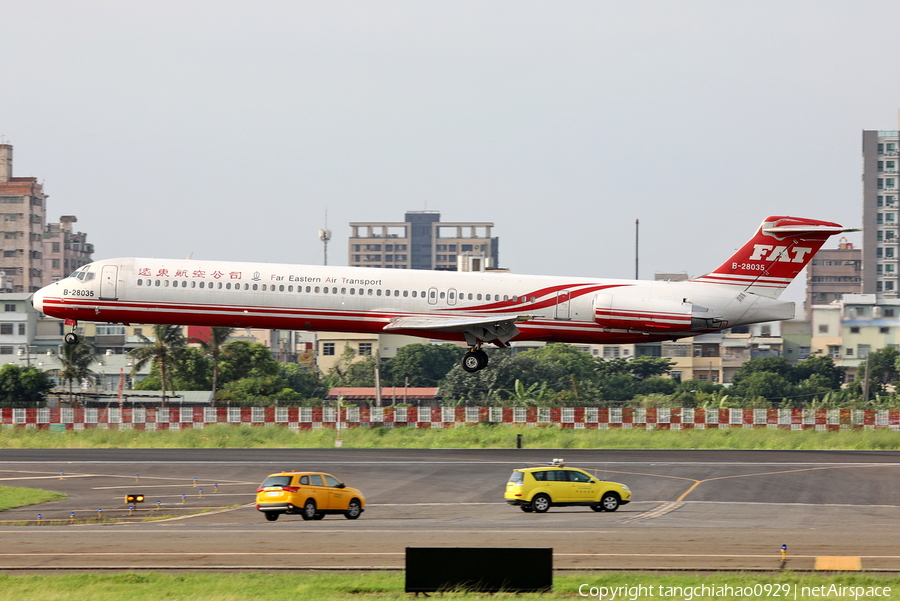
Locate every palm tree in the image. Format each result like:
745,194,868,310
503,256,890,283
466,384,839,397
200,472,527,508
192,326,234,406
57,341,99,408
129,324,186,408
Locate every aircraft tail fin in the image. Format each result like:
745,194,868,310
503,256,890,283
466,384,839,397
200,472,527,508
691,216,858,299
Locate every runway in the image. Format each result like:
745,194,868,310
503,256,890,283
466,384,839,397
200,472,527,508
2,448,899,571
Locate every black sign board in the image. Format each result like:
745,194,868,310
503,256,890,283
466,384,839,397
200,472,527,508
405,547,552,593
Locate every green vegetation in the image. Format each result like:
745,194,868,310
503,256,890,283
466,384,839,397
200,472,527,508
0,486,66,511
20,337,900,407
0,572,897,601
2,422,899,450
0,365,55,408
134,341,900,407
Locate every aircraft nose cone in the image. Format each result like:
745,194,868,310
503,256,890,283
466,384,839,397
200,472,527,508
31,287,45,313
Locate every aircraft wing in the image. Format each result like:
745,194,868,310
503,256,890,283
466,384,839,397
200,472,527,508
384,314,533,347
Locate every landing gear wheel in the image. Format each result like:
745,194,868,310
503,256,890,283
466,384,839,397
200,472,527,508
264,512,279,521
461,349,489,372
520,505,534,513
462,351,481,373
531,493,551,513
345,499,362,519
64,332,78,345
300,499,317,521
599,492,620,512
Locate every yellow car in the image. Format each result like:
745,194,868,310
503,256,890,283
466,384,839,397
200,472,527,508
255,471,366,521
504,461,631,513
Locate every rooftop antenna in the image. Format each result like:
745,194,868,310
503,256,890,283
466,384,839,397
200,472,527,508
318,210,332,266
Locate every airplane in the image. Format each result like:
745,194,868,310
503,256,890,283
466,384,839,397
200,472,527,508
31,216,855,373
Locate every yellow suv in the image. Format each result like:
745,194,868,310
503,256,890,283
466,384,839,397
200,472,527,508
504,460,631,513
255,471,366,521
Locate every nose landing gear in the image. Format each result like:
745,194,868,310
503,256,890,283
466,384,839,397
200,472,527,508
63,319,79,344
461,347,489,372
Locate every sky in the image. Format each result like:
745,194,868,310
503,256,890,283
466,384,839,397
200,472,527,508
2,1,897,305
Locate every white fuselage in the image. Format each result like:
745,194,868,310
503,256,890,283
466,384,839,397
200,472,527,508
32,257,795,346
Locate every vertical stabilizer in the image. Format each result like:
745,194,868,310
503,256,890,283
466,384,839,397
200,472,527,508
691,216,856,299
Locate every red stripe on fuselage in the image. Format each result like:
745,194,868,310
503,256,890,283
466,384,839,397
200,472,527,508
40,295,692,346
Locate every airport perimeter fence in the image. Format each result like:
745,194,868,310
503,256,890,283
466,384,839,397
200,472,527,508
2,407,900,431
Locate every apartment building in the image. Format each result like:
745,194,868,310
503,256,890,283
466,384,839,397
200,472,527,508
43,216,94,283
805,241,861,317
349,211,498,271
0,144,47,292
862,120,900,298
810,294,900,382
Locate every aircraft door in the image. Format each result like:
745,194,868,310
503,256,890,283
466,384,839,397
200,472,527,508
448,288,458,306
554,290,571,320
100,265,118,300
427,287,438,305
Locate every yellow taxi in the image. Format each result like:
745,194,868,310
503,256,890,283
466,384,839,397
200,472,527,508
504,460,631,513
255,471,366,521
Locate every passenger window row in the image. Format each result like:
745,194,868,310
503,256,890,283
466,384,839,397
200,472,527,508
135,278,537,304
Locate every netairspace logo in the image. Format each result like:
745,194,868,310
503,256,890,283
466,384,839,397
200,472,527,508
577,583,893,600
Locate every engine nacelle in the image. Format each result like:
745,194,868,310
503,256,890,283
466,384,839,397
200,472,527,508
593,293,693,332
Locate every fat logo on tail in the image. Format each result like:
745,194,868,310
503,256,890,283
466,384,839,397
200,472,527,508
692,216,857,299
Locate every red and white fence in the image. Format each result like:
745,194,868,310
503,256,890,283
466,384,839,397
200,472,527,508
2,407,900,431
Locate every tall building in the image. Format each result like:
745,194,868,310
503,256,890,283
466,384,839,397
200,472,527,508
0,144,47,293
862,120,900,298
43,216,94,283
805,239,862,316
348,211,498,271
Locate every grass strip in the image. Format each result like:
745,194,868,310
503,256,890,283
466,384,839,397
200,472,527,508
1,423,900,449
0,486,66,512
0,572,898,601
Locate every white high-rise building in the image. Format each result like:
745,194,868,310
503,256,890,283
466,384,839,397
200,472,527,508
862,117,900,298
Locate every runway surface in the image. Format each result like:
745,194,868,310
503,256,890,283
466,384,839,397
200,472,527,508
2,448,899,571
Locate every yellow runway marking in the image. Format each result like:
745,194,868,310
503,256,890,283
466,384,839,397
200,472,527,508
582,463,897,524
675,463,888,502
618,501,684,524
815,556,862,570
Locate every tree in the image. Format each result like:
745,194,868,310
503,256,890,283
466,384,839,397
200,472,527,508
134,347,210,391
382,344,461,387
191,327,234,405
441,350,509,402
340,355,378,387
129,324,187,407
327,344,365,385
793,355,845,390
627,356,676,380
281,363,326,398
0,365,54,408
729,371,796,403
730,356,795,387
505,378,554,406
857,346,900,398
217,340,281,383
57,341,99,407
216,375,302,406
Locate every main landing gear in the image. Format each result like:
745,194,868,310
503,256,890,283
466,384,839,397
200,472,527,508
461,348,489,373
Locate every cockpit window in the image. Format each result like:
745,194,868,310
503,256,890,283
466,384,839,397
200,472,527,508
70,266,95,281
